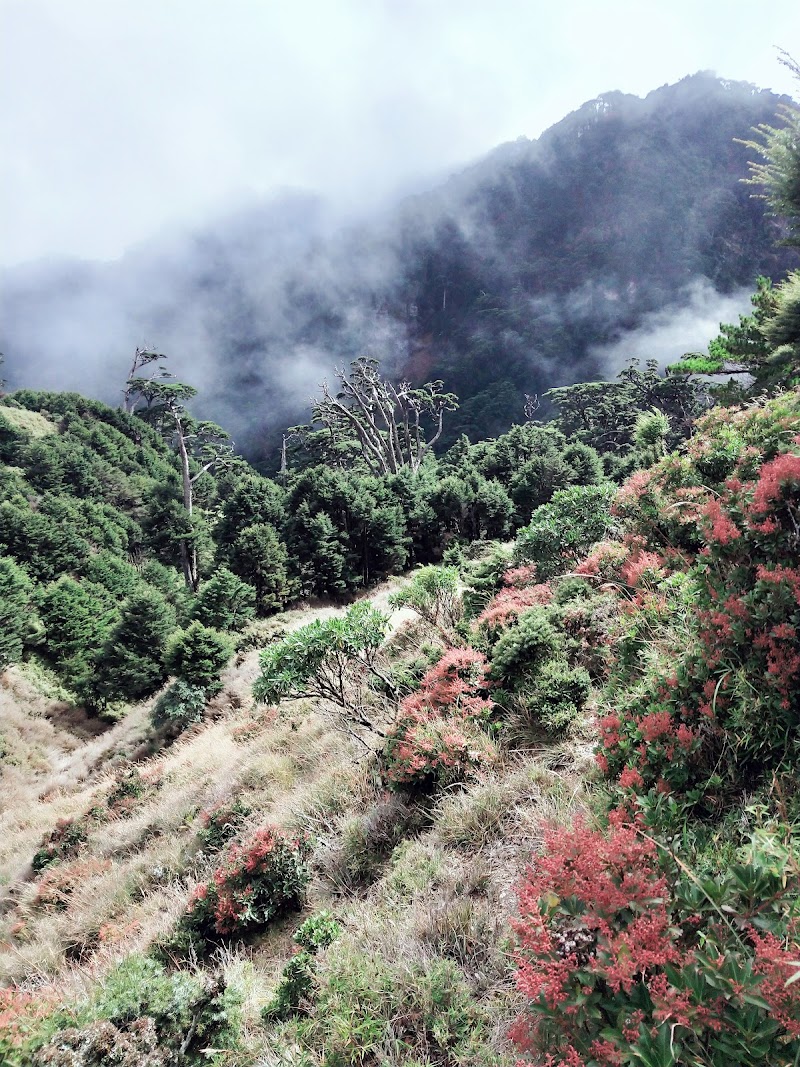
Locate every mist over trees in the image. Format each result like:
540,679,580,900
1,73,796,465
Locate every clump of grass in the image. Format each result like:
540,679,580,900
433,761,580,850
318,793,428,893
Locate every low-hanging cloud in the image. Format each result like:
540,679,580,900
589,279,755,377
2,0,799,267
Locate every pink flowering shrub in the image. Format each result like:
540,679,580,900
476,574,553,633
595,397,800,808
511,396,800,1067
382,710,496,789
177,826,310,952
512,818,800,1067
382,648,496,790
0,988,62,1063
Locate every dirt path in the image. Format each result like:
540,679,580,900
0,574,419,800
219,573,417,698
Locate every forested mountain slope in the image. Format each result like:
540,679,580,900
2,74,795,462
1,56,800,1067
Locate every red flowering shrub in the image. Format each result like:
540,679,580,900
0,987,62,1063
33,857,112,911
382,706,496,789
511,396,800,1067
402,647,493,719
476,576,553,633
512,819,800,1067
595,396,800,809
382,648,496,790
176,826,310,952
575,539,630,581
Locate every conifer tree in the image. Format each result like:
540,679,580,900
0,557,33,672
94,588,177,704
227,522,294,613
166,621,233,695
192,567,256,630
37,577,115,691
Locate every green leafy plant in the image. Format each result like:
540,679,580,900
515,484,615,578
253,600,392,742
150,679,207,732
489,608,562,690
262,911,342,1021
30,954,241,1067
388,565,462,635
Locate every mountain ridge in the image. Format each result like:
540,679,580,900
2,73,796,463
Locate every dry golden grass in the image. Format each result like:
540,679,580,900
0,577,594,1067
0,625,369,991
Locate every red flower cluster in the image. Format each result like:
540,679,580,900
383,648,495,789
513,820,681,1063
512,819,800,1065
476,573,553,632
183,825,309,942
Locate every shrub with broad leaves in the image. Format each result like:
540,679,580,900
515,483,616,579
512,817,800,1067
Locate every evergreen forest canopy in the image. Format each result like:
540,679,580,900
0,55,800,1067
1,72,798,465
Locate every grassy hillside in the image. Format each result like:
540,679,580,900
1,389,799,1066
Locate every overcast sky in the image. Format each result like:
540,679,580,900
2,0,799,268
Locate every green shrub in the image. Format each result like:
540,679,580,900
388,565,462,632
294,910,342,952
262,911,342,1021
165,621,233,695
526,660,591,734
33,954,241,1066
150,680,207,732
515,483,615,578
461,545,514,620
252,600,389,725
489,608,562,690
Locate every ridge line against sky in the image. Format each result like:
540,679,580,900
2,0,800,267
